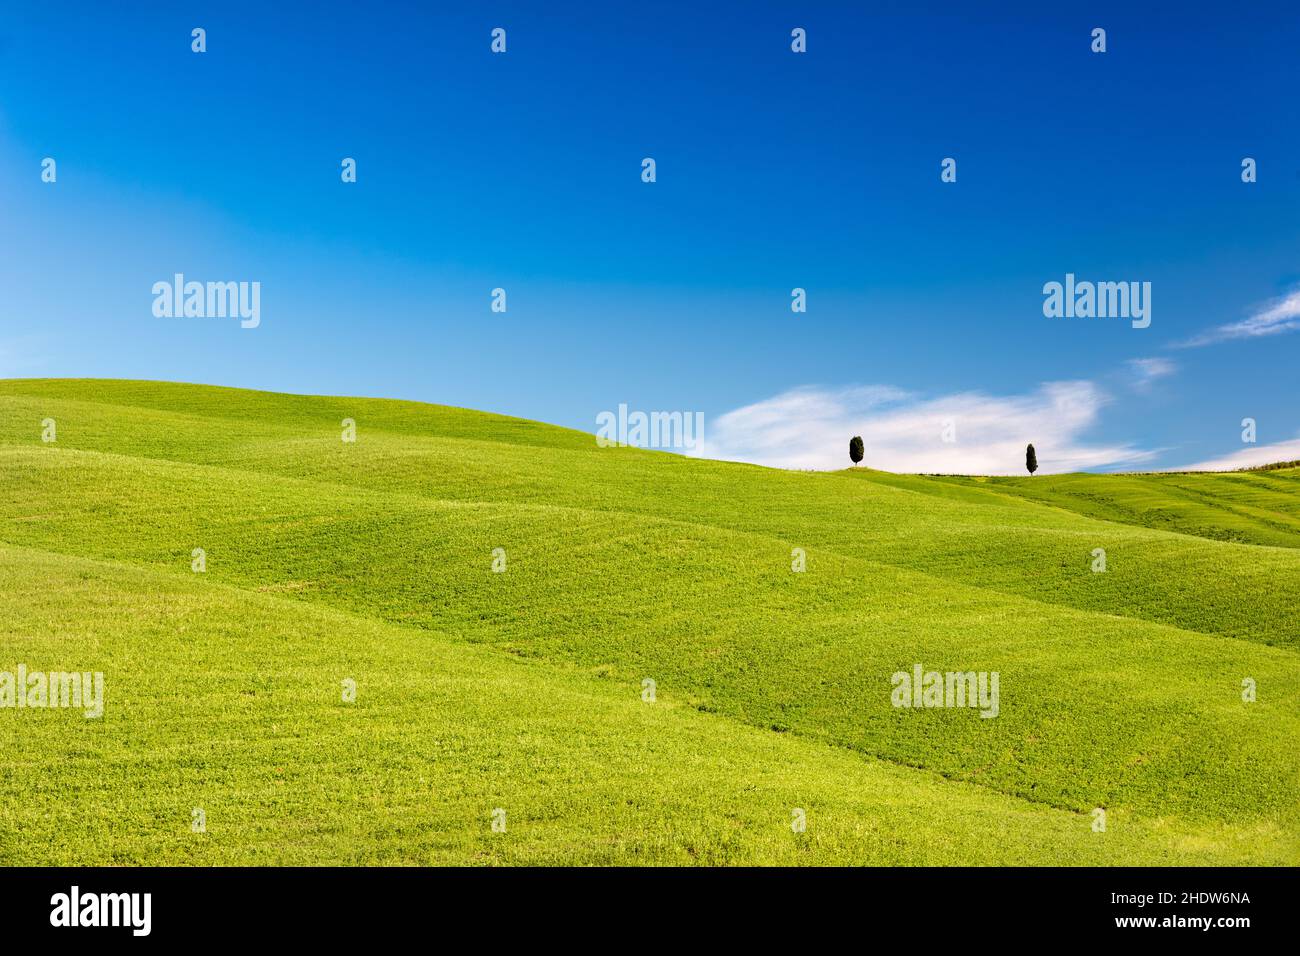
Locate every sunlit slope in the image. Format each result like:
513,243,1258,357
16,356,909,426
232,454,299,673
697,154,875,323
2,546,1280,866
3,379,1299,647
2,442,1297,826
928,470,1300,549
1,380,1297,864
0,378,591,451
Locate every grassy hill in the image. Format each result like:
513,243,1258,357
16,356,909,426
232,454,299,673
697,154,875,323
1,379,1296,865
932,470,1300,549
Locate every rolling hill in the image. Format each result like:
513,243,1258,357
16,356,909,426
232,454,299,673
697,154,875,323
1,379,1296,865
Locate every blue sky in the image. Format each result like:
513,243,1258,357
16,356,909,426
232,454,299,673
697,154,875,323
1,1,1296,472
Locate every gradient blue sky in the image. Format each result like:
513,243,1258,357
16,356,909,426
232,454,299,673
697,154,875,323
1,1,1297,472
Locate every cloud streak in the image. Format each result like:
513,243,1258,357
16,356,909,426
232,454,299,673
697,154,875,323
693,381,1157,474
1171,437,1300,472
1126,357,1176,390
1178,288,1300,348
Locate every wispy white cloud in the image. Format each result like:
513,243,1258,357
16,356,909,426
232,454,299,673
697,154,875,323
693,381,1157,474
1126,357,1176,390
1171,437,1300,472
1177,288,1300,348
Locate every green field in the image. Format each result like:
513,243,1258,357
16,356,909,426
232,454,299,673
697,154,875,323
1,379,1297,865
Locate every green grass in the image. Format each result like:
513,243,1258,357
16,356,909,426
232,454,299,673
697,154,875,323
1,378,1297,865
932,470,1300,549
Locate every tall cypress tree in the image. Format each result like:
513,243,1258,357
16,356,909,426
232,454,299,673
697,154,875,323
1026,443,1038,475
